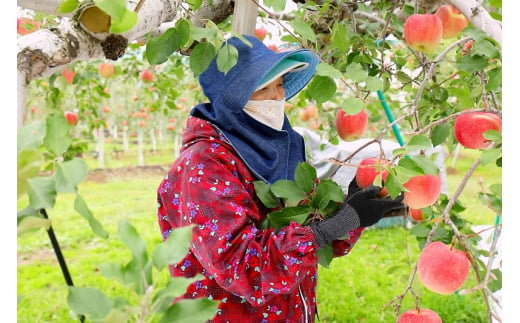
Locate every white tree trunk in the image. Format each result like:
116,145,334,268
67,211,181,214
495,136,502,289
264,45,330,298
96,127,106,169
149,128,157,151
122,126,129,152
137,127,144,167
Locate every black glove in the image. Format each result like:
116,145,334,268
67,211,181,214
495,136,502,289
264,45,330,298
347,176,361,195
309,185,405,247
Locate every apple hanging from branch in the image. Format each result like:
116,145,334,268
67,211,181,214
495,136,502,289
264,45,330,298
435,4,469,39
355,157,390,197
398,308,442,323
403,14,443,53
417,241,470,295
335,109,368,141
402,174,441,209
98,62,115,78
454,111,502,149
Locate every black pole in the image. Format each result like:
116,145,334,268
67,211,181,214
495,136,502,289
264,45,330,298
40,208,85,323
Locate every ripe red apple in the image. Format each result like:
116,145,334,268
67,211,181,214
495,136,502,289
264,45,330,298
335,109,368,141
398,308,442,323
267,44,278,52
355,157,390,197
454,111,502,149
417,241,470,294
254,27,268,41
17,17,41,35
64,111,78,126
402,174,441,209
139,69,154,83
409,208,424,221
403,14,443,53
98,62,115,78
435,4,469,39
61,66,75,85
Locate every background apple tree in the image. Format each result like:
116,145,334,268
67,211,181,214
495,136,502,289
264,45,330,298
17,0,503,322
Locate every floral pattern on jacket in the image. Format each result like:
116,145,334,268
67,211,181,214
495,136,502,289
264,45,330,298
157,116,364,322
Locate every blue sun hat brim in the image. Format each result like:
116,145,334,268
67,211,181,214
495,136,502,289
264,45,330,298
256,58,309,91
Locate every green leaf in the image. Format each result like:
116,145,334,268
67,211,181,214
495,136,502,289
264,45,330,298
43,112,72,156
216,43,239,74
153,224,194,271
294,162,317,193
410,223,431,238
480,148,501,166
118,221,148,267
486,67,502,91
455,55,489,74
67,286,113,320
268,205,313,228
18,120,45,151
385,172,404,199
317,244,334,268
54,158,88,193
57,0,79,13
411,155,439,175
331,21,349,51
94,0,126,20
17,215,51,236
185,0,203,10
109,10,138,34
430,123,450,147
153,276,205,313
160,298,219,323
289,19,316,43
344,63,368,82
315,63,342,79
271,180,306,201
253,181,280,208
263,0,287,12
175,19,192,48
487,268,502,292
473,39,501,59
28,176,56,210
314,179,344,211
17,149,42,199
483,129,502,144
341,97,365,114
146,28,182,65
74,194,109,239
406,134,432,152
190,42,217,76
364,76,383,91
308,75,336,103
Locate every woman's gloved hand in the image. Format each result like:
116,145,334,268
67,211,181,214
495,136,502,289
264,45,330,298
309,185,405,247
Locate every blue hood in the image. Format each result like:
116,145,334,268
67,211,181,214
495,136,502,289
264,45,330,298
190,35,319,184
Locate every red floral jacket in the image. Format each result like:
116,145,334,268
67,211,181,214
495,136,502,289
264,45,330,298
157,116,364,322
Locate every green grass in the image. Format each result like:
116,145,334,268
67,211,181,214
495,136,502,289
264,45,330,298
17,145,501,322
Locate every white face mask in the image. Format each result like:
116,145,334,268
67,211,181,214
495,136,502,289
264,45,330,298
244,99,286,131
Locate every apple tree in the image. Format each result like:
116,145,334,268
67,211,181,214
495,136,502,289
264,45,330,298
17,0,503,321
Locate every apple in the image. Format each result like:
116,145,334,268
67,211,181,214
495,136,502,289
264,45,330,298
454,111,502,149
417,241,470,294
98,62,115,78
61,66,75,85
402,174,441,209
102,105,111,113
17,17,40,35
299,105,318,122
462,39,473,55
398,308,442,323
138,120,146,127
355,157,390,197
403,14,443,53
409,208,424,221
167,124,175,131
139,69,154,83
64,111,78,126
254,27,268,41
335,109,368,141
435,4,469,39
267,44,278,52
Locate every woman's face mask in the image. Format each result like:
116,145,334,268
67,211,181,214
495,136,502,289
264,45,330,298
244,99,286,130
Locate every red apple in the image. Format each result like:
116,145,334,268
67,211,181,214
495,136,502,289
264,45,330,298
98,62,115,78
335,109,368,141
139,69,154,83
254,27,268,41
267,44,278,52
454,111,502,149
17,17,40,35
435,4,469,39
403,14,443,53
398,308,442,323
64,111,78,126
402,174,441,209
417,241,470,294
355,157,390,197
409,208,424,221
61,66,75,85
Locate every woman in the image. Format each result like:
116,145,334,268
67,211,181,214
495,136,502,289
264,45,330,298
157,35,404,322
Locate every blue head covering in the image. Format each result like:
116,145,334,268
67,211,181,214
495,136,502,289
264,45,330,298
190,35,319,184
